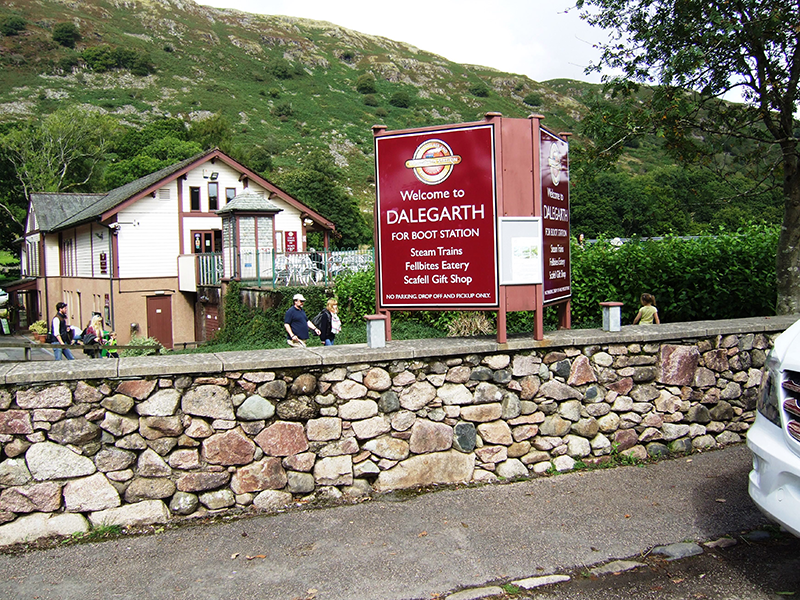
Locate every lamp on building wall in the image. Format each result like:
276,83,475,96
210,172,219,180
303,218,313,226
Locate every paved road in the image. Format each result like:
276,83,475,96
0,444,779,600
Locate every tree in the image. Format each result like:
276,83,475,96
356,74,377,94
52,22,80,48
0,106,119,201
523,93,542,107
1,16,26,36
575,0,800,313
468,82,490,98
187,113,233,152
104,137,202,188
276,150,371,249
389,90,411,108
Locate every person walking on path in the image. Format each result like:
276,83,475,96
284,293,320,347
51,302,75,360
633,293,661,325
316,298,341,346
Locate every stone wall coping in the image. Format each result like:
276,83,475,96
2,315,797,384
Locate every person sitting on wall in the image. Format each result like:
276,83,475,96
284,293,320,347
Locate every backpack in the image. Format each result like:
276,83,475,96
82,330,98,357
311,310,325,331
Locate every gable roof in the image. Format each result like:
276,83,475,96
32,148,336,233
30,193,106,232
57,150,218,230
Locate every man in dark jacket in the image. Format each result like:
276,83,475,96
51,302,75,360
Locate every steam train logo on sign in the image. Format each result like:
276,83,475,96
548,143,563,186
405,139,462,185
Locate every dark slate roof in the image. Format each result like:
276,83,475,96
30,193,106,232
56,150,216,229
216,190,283,215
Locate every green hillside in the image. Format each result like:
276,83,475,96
0,0,583,198
0,0,782,248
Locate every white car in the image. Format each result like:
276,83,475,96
747,318,800,537
0,288,7,306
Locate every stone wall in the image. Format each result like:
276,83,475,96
0,316,794,546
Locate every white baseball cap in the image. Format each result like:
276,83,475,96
293,294,306,301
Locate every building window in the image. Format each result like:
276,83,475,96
190,187,201,212
226,187,236,205
208,183,219,211
192,230,222,253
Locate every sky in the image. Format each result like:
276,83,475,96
195,0,610,84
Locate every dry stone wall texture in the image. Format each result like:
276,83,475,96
0,330,774,545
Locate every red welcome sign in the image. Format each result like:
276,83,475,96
285,231,298,253
375,124,498,308
540,129,571,304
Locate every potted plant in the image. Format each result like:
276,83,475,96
29,320,49,343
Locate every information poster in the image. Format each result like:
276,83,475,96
375,124,498,308
540,129,571,303
498,218,543,285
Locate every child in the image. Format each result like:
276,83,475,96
633,293,660,325
103,331,119,358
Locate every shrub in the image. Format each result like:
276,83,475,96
268,58,293,80
375,107,388,118
29,320,48,335
468,82,490,97
57,54,80,74
363,94,379,106
122,335,163,357
272,101,294,119
334,265,376,325
356,73,377,94
52,22,80,48
1,16,26,36
569,225,778,325
523,92,543,106
82,46,116,72
81,45,154,75
389,90,411,108
447,312,494,337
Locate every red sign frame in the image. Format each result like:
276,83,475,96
540,129,571,304
285,231,298,253
375,124,498,309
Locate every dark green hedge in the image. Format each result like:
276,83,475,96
571,225,778,325
213,225,778,347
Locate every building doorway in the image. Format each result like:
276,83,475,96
146,295,173,349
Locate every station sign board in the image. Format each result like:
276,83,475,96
375,124,498,308
540,129,571,304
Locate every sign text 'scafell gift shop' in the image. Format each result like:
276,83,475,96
373,115,571,340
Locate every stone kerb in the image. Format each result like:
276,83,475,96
0,315,795,547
